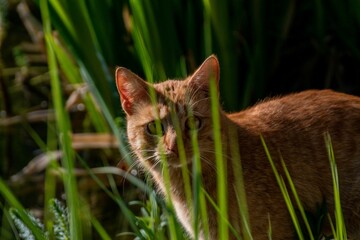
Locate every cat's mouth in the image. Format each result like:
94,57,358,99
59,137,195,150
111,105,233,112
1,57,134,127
150,151,192,169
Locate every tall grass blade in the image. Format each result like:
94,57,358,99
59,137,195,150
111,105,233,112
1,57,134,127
169,107,199,238
202,189,241,239
0,179,46,240
159,159,179,240
90,217,112,240
40,0,82,238
186,110,210,239
48,0,117,114
324,132,347,240
9,209,46,240
43,158,58,238
170,109,193,227
207,0,239,110
281,158,314,240
78,65,132,164
129,0,166,80
228,128,252,240
267,214,272,240
260,136,304,239
210,78,228,240
202,0,212,56
51,38,109,133
242,0,265,108
76,156,142,237
128,5,184,236
147,118,178,238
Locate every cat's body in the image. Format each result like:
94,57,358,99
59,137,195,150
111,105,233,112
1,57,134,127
116,55,360,239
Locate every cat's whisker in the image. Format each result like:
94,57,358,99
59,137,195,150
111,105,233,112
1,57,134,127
118,148,145,184
116,143,137,165
140,154,158,162
116,143,139,189
148,158,163,173
200,149,233,160
199,156,217,172
187,82,204,100
120,160,142,190
188,97,211,110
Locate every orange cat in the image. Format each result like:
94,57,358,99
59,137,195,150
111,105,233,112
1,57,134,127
115,55,360,239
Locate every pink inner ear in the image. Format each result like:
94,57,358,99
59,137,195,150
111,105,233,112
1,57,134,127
116,68,136,115
189,55,220,90
119,88,134,115
115,67,149,115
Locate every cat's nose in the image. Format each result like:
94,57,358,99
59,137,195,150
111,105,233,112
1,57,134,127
165,130,178,156
165,139,178,156
166,145,178,156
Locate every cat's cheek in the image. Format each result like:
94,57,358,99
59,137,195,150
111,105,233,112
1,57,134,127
127,129,146,153
134,138,144,151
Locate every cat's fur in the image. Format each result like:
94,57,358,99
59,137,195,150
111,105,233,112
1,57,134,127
115,55,360,239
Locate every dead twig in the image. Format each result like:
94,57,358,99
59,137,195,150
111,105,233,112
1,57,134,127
8,133,120,183
0,109,55,126
72,133,119,150
16,1,44,46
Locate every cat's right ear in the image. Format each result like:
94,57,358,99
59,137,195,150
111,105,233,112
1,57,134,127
189,55,220,92
115,67,149,115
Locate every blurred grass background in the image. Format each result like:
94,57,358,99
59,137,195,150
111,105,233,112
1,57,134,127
0,0,360,239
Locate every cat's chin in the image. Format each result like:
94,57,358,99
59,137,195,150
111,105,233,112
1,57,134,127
146,153,190,171
167,161,189,168
161,153,191,169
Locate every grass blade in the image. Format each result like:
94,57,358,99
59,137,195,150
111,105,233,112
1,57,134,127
40,0,83,238
260,136,304,239
281,157,314,240
210,78,228,240
0,179,46,240
228,127,252,240
325,132,347,240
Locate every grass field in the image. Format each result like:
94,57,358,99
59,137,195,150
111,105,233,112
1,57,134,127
0,0,359,239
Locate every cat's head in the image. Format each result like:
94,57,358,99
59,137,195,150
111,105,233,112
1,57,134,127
115,55,220,171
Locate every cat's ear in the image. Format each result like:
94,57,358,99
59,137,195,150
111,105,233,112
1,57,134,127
189,55,220,91
115,67,149,115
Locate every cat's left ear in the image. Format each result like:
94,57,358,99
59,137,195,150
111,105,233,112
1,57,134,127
189,55,220,91
115,67,149,115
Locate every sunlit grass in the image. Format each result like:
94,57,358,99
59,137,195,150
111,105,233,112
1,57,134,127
1,0,358,239
325,133,347,240
228,128,252,240
210,77,229,240
261,136,306,239
41,0,83,238
261,134,347,240
0,179,46,240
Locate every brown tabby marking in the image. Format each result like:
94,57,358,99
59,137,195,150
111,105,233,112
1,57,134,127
116,55,360,239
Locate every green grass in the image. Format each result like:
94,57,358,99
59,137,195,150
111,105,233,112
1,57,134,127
261,136,313,240
228,128,252,240
1,0,359,239
210,77,229,240
325,133,347,240
261,134,347,240
41,0,83,238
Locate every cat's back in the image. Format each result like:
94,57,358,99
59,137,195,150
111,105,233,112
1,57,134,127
228,89,360,133
227,90,360,239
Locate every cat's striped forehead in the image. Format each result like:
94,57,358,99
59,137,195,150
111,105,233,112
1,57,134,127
151,80,191,118
133,78,210,123
154,79,190,103
154,80,191,105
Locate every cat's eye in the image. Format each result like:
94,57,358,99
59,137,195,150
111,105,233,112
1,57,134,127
185,116,202,130
146,121,165,136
